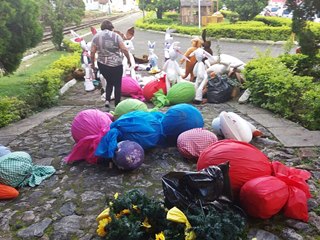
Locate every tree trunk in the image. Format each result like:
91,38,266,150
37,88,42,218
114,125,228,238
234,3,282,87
156,7,163,19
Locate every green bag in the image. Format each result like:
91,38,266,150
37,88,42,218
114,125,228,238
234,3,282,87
0,151,56,187
113,98,149,119
167,82,195,105
151,82,196,108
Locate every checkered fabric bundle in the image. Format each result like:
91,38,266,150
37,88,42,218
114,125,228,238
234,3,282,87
177,128,218,160
0,151,55,187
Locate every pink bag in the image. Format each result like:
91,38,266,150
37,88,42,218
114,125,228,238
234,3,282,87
121,75,145,101
65,109,113,164
177,128,218,160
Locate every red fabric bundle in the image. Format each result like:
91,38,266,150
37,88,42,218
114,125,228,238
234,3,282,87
240,176,289,219
197,139,272,197
177,128,218,160
142,75,167,102
121,75,145,101
272,161,311,222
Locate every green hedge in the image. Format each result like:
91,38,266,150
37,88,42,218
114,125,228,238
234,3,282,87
243,55,320,130
0,40,81,128
0,97,29,128
136,17,291,41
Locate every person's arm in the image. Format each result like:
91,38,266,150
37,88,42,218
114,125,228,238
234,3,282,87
119,41,132,68
90,44,97,69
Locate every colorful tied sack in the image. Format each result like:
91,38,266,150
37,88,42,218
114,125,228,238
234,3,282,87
113,98,148,120
177,128,218,160
142,74,167,102
152,82,195,108
65,109,113,164
197,139,272,198
95,111,165,159
0,152,55,188
161,104,204,147
121,75,145,101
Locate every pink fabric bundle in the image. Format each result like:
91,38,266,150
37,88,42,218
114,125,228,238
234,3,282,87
65,109,113,164
121,75,145,101
177,128,218,160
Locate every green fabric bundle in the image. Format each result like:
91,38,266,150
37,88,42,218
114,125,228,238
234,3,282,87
0,151,56,187
152,82,196,108
113,98,149,119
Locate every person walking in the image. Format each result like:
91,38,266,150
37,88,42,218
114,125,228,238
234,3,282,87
90,20,131,111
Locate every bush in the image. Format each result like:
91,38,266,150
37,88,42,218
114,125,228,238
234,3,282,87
300,83,320,130
254,16,292,27
244,56,319,129
0,97,29,128
62,39,82,53
279,54,320,81
163,12,180,22
25,68,64,109
50,52,81,81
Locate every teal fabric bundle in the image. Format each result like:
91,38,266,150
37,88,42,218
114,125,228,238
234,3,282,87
0,151,56,187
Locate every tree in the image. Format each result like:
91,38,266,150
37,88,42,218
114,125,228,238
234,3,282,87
286,0,320,56
138,0,180,19
0,0,43,75
38,0,85,50
223,0,268,21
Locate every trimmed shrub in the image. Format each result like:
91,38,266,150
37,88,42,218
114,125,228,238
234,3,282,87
244,56,318,129
0,97,29,128
25,68,64,109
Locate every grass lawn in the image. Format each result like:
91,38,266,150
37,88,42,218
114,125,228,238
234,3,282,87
0,51,68,98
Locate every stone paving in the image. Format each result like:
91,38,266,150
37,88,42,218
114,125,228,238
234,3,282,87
0,79,319,240
1,11,320,240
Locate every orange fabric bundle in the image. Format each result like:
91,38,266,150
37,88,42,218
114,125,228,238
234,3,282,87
0,183,19,200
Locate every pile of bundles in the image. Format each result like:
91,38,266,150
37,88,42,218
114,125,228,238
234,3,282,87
122,73,197,108
0,145,56,200
66,101,311,225
197,139,311,222
65,103,204,170
96,164,246,240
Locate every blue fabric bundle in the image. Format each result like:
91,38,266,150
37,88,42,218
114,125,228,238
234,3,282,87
95,111,165,158
161,104,204,146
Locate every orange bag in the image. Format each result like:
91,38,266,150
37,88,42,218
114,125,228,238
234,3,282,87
0,183,19,200
197,139,272,198
240,176,289,219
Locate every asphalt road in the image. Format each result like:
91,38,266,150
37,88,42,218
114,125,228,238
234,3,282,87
104,11,288,68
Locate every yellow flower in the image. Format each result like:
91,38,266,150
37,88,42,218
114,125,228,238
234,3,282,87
121,209,130,215
142,217,152,228
132,204,139,210
116,209,131,218
97,218,110,237
155,231,165,240
96,208,110,222
114,192,119,199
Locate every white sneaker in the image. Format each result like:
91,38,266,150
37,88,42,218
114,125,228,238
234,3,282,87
84,80,95,92
238,89,251,104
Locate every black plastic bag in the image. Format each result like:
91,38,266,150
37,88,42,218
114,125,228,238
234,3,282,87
162,162,233,210
206,75,233,103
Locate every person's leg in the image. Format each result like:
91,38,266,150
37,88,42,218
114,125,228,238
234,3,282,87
111,65,123,107
98,63,114,108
